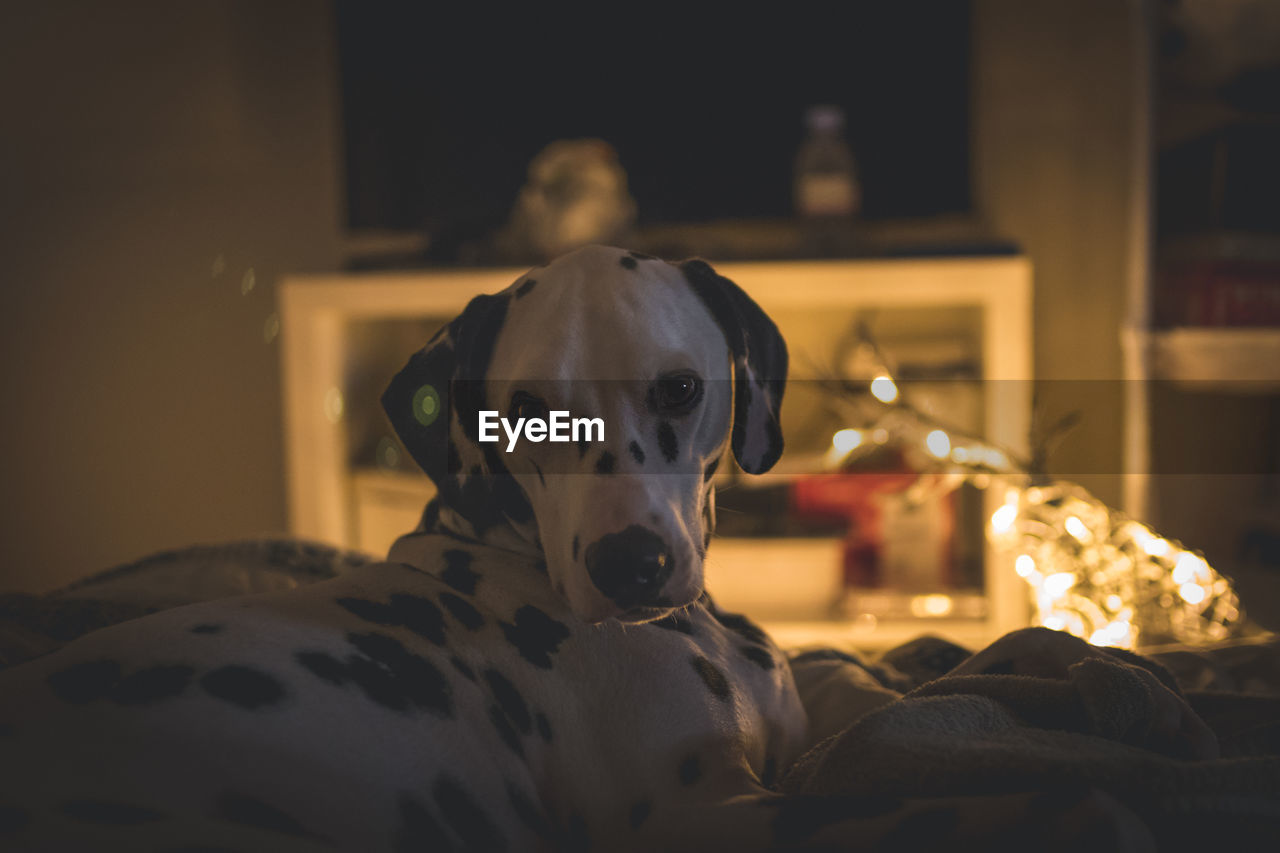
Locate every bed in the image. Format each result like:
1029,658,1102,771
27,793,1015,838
3,539,1278,847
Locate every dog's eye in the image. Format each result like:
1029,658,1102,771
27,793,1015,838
510,392,549,422
654,374,702,414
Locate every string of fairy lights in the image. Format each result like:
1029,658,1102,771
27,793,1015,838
822,325,1243,649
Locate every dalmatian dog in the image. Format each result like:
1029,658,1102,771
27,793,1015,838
0,246,800,851
0,246,1154,851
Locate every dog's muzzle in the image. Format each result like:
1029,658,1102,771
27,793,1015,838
584,525,675,609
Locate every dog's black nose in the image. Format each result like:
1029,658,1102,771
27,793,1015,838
584,525,674,608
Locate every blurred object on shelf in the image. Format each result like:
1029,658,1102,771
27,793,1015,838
792,468,954,593
1155,232,1280,326
794,105,860,219
494,138,636,264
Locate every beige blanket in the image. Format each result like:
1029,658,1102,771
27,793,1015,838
782,649,1280,848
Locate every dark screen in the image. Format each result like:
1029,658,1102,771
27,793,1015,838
337,3,972,231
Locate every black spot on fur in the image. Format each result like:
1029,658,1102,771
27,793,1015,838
690,655,731,702
507,783,552,838
110,664,194,705
61,799,164,825
440,593,484,630
619,255,638,270
337,593,447,645
703,456,720,482
484,670,531,734
678,753,702,786
628,799,652,829
450,655,476,681
200,666,286,709
761,756,778,789
296,651,347,685
190,623,223,634
657,421,678,463
489,704,524,757
441,549,479,594
434,776,505,851
216,792,310,838
572,534,580,561
342,632,453,717
713,610,770,646
535,712,553,742
500,605,571,669
594,451,615,474
335,597,395,625
773,794,902,840
515,277,537,298
628,441,645,465
396,793,451,851
740,645,776,671
389,594,448,643
0,805,30,834
47,660,121,704
651,613,694,634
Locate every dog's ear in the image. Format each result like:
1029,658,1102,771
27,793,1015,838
381,293,510,488
680,259,787,474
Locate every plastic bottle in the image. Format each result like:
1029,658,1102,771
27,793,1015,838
794,105,860,218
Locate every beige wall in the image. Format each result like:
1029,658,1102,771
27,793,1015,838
0,1,341,591
972,0,1149,509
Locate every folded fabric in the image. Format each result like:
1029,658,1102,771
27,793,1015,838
781,649,1280,846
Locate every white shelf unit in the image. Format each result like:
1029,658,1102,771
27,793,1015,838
280,256,1033,647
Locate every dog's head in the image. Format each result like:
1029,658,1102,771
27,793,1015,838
383,245,786,623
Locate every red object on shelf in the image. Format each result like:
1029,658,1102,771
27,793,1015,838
1160,259,1280,327
791,472,953,589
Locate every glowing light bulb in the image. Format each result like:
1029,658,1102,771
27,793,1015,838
832,429,863,454
1105,594,1123,612
924,429,951,459
991,504,1018,534
1015,554,1036,577
1064,516,1090,542
1179,583,1207,605
870,375,898,404
1174,552,1207,584
1143,537,1170,557
1043,572,1076,599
